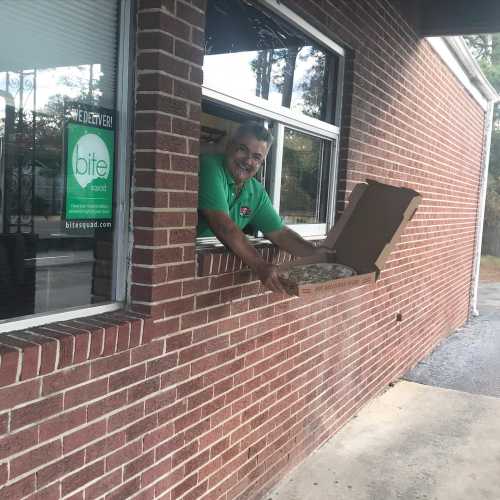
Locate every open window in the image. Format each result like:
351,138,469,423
200,0,344,240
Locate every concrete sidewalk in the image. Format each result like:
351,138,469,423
267,283,500,500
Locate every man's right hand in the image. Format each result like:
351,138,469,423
200,209,289,294
256,262,287,294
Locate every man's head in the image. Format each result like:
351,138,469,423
225,122,274,187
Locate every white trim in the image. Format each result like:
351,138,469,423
326,139,339,230
271,124,285,212
113,0,134,303
287,223,326,237
202,87,339,139
445,37,499,103
471,101,495,316
0,303,122,334
258,0,345,57
334,55,345,128
426,37,494,110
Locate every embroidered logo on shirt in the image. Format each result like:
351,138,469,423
240,206,252,217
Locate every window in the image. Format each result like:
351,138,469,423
0,0,132,330
200,0,344,239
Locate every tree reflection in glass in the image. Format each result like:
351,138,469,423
204,0,337,123
280,128,331,225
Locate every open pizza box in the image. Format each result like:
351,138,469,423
278,179,422,296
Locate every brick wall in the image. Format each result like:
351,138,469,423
0,1,486,499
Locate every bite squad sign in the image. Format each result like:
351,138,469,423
64,106,115,230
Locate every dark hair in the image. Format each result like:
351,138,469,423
232,121,274,146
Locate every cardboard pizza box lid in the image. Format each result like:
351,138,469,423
322,179,421,276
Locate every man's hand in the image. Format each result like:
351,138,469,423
256,262,287,294
312,245,335,262
200,209,290,294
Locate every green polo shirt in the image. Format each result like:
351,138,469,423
197,154,284,238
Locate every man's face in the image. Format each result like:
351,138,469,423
225,134,270,186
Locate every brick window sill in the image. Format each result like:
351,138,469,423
196,237,294,277
0,310,156,388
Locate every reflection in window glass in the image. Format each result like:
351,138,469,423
0,0,120,321
204,0,337,122
280,129,331,225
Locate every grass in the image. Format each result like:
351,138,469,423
480,255,500,282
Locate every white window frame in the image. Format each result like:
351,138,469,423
0,0,133,334
200,0,345,240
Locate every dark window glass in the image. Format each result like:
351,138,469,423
280,128,331,225
204,0,338,122
0,0,120,321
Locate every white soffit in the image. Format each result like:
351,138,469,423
426,36,499,110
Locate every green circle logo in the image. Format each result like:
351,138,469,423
72,133,110,189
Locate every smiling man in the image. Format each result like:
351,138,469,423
197,121,330,294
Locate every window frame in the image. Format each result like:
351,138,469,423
0,0,134,334
200,0,345,240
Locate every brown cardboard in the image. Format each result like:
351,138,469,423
278,179,422,296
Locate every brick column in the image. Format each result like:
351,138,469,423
131,0,205,321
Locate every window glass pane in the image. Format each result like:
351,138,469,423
204,0,337,122
0,0,120,321
280,128,331,225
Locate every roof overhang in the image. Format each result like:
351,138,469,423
399,0,500,37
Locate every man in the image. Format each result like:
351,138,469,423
197,121,330,294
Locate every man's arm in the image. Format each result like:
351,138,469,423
200,208,287,293
264,226,333,260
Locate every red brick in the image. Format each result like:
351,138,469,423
109,364,146,392
42,365,90,396
84,469,121,500
58,324,91,364
108,403,144,432
36,450,85,488
22,333,58,375
25,483,60,500
156,429,186,460
91,350,130,378
0,379,40,411
87,391,128,421
2,336,39,380
64,379,108,409
125,414,158,442
0,413,6,435
62,460,105,496
143,422,174,451
63,420,107,453
88,326,105,358
172,472,198,499
105,440,141,472
85,431,126,463
10,440,62,478
128,377,161,403
39,407,86,441
145,387,176,414
106,476,141,500
160,365,190,388
152,460,184,499
184,417,210,443
146,353,178,377
131,340,164,364
11,394,63,430
0,426,38,460
0,475,35,499
0,344,20,387
124,449,155,478
35,328,74,368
